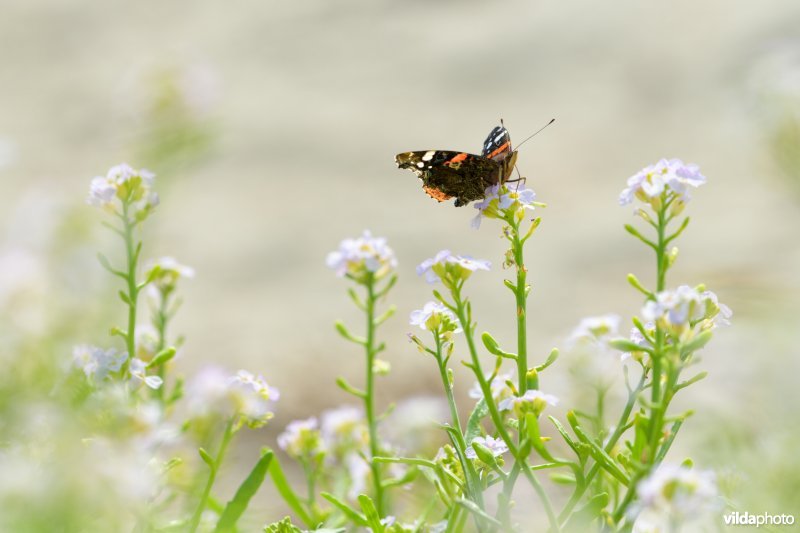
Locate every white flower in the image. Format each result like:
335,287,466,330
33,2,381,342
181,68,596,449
568,314,621,345
228,370,280,428
472,184,537,228
86,163,159,220
416,250,490,285
277,418,325,460
187,367,279,428
409,301,460,332
619,159,706,207
642,286,732,332
620,322,655,362
635,464,719,525
468,372,512,402
321,405,368,454
128,357,163,390
145,256,194,293
72,345,127,382
326,230,396,281
465,435,509,460
498,389,559,416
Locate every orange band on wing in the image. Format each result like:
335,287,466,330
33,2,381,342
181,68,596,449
487,142,510,159
446,153,468,164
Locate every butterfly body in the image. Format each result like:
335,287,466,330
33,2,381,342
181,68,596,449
395,124,517,207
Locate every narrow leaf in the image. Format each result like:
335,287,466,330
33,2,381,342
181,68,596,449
214,451,273,532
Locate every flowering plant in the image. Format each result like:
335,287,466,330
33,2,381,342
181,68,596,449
0,154,732,532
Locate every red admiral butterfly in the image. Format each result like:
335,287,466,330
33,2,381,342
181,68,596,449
395,122,518,207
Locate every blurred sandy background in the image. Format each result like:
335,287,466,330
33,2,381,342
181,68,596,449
2,0,800,525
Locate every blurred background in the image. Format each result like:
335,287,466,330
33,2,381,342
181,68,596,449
1,0,799,529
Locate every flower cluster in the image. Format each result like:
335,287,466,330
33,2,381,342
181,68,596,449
277,418,325,462
641,285,732,335
326,230,396,282
416,250,490,288
145,257,195,295
619,158,706,211
498,389,559,417
634,463,719,528
409,301,460,335
188,367,279,429
465,435,509,461
472,183,538,229
87,163,159,221
72,345,162,390
568,314,622,347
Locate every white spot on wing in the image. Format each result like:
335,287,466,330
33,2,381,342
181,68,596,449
422,151,435,161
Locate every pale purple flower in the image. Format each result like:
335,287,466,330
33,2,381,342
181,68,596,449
472,184,538,229
620,322,654,362
619,159,706,207
72,345,127,382
465,435,509,460
277,417,325,459
642,285,731,330
417,250,490,284
321,405,368,453
409,301,460,332
498,389,559,414
326,230,396,280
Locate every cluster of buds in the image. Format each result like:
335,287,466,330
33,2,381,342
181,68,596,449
87,164,160,222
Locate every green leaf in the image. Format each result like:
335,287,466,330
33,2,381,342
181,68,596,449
465,398,488,444
357,494,384,532
335,377,365,399
535,348,559,372
320,492,368,526
268,454,314,526
608,338,652,354
525,413,556,462
199,448,214,468
571,492,609,525
568,413,629,486
215,450,273,532
455,499,501,527
481,332,517,360
334,321,365,345
118,290,132,306
680,330,713,356
147,347,177,369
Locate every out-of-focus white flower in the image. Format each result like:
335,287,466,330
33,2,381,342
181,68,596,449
277,418,325,460
568,314,621,346
468,372,513,403
87,163,159,221
187,367,279,428
346,454,371,501
72,345,127,382
416,250,490,286
145,256,195,294
382,396,448,454
326,230,396,281
498,389,559,417
128,357,163,390
228,370,280,428
634,463,719,528
321,405,368,455
619,159,706,209
620,322,655,363
472,183,538,229
465,435,509,460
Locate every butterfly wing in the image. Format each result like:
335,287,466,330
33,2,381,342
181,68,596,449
395,150,503,207
482,125,513,162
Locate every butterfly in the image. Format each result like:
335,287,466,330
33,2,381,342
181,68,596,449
395,122,518,207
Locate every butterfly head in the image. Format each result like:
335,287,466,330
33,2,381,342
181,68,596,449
481,123,513,162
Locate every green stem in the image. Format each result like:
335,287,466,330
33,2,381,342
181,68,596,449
433,335,484,510
364,275,385,514
121,202,139,374
452,289,560,532
558,374,646,525
188,419,235,533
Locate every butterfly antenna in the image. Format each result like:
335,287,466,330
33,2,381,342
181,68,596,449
514,118,555,151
